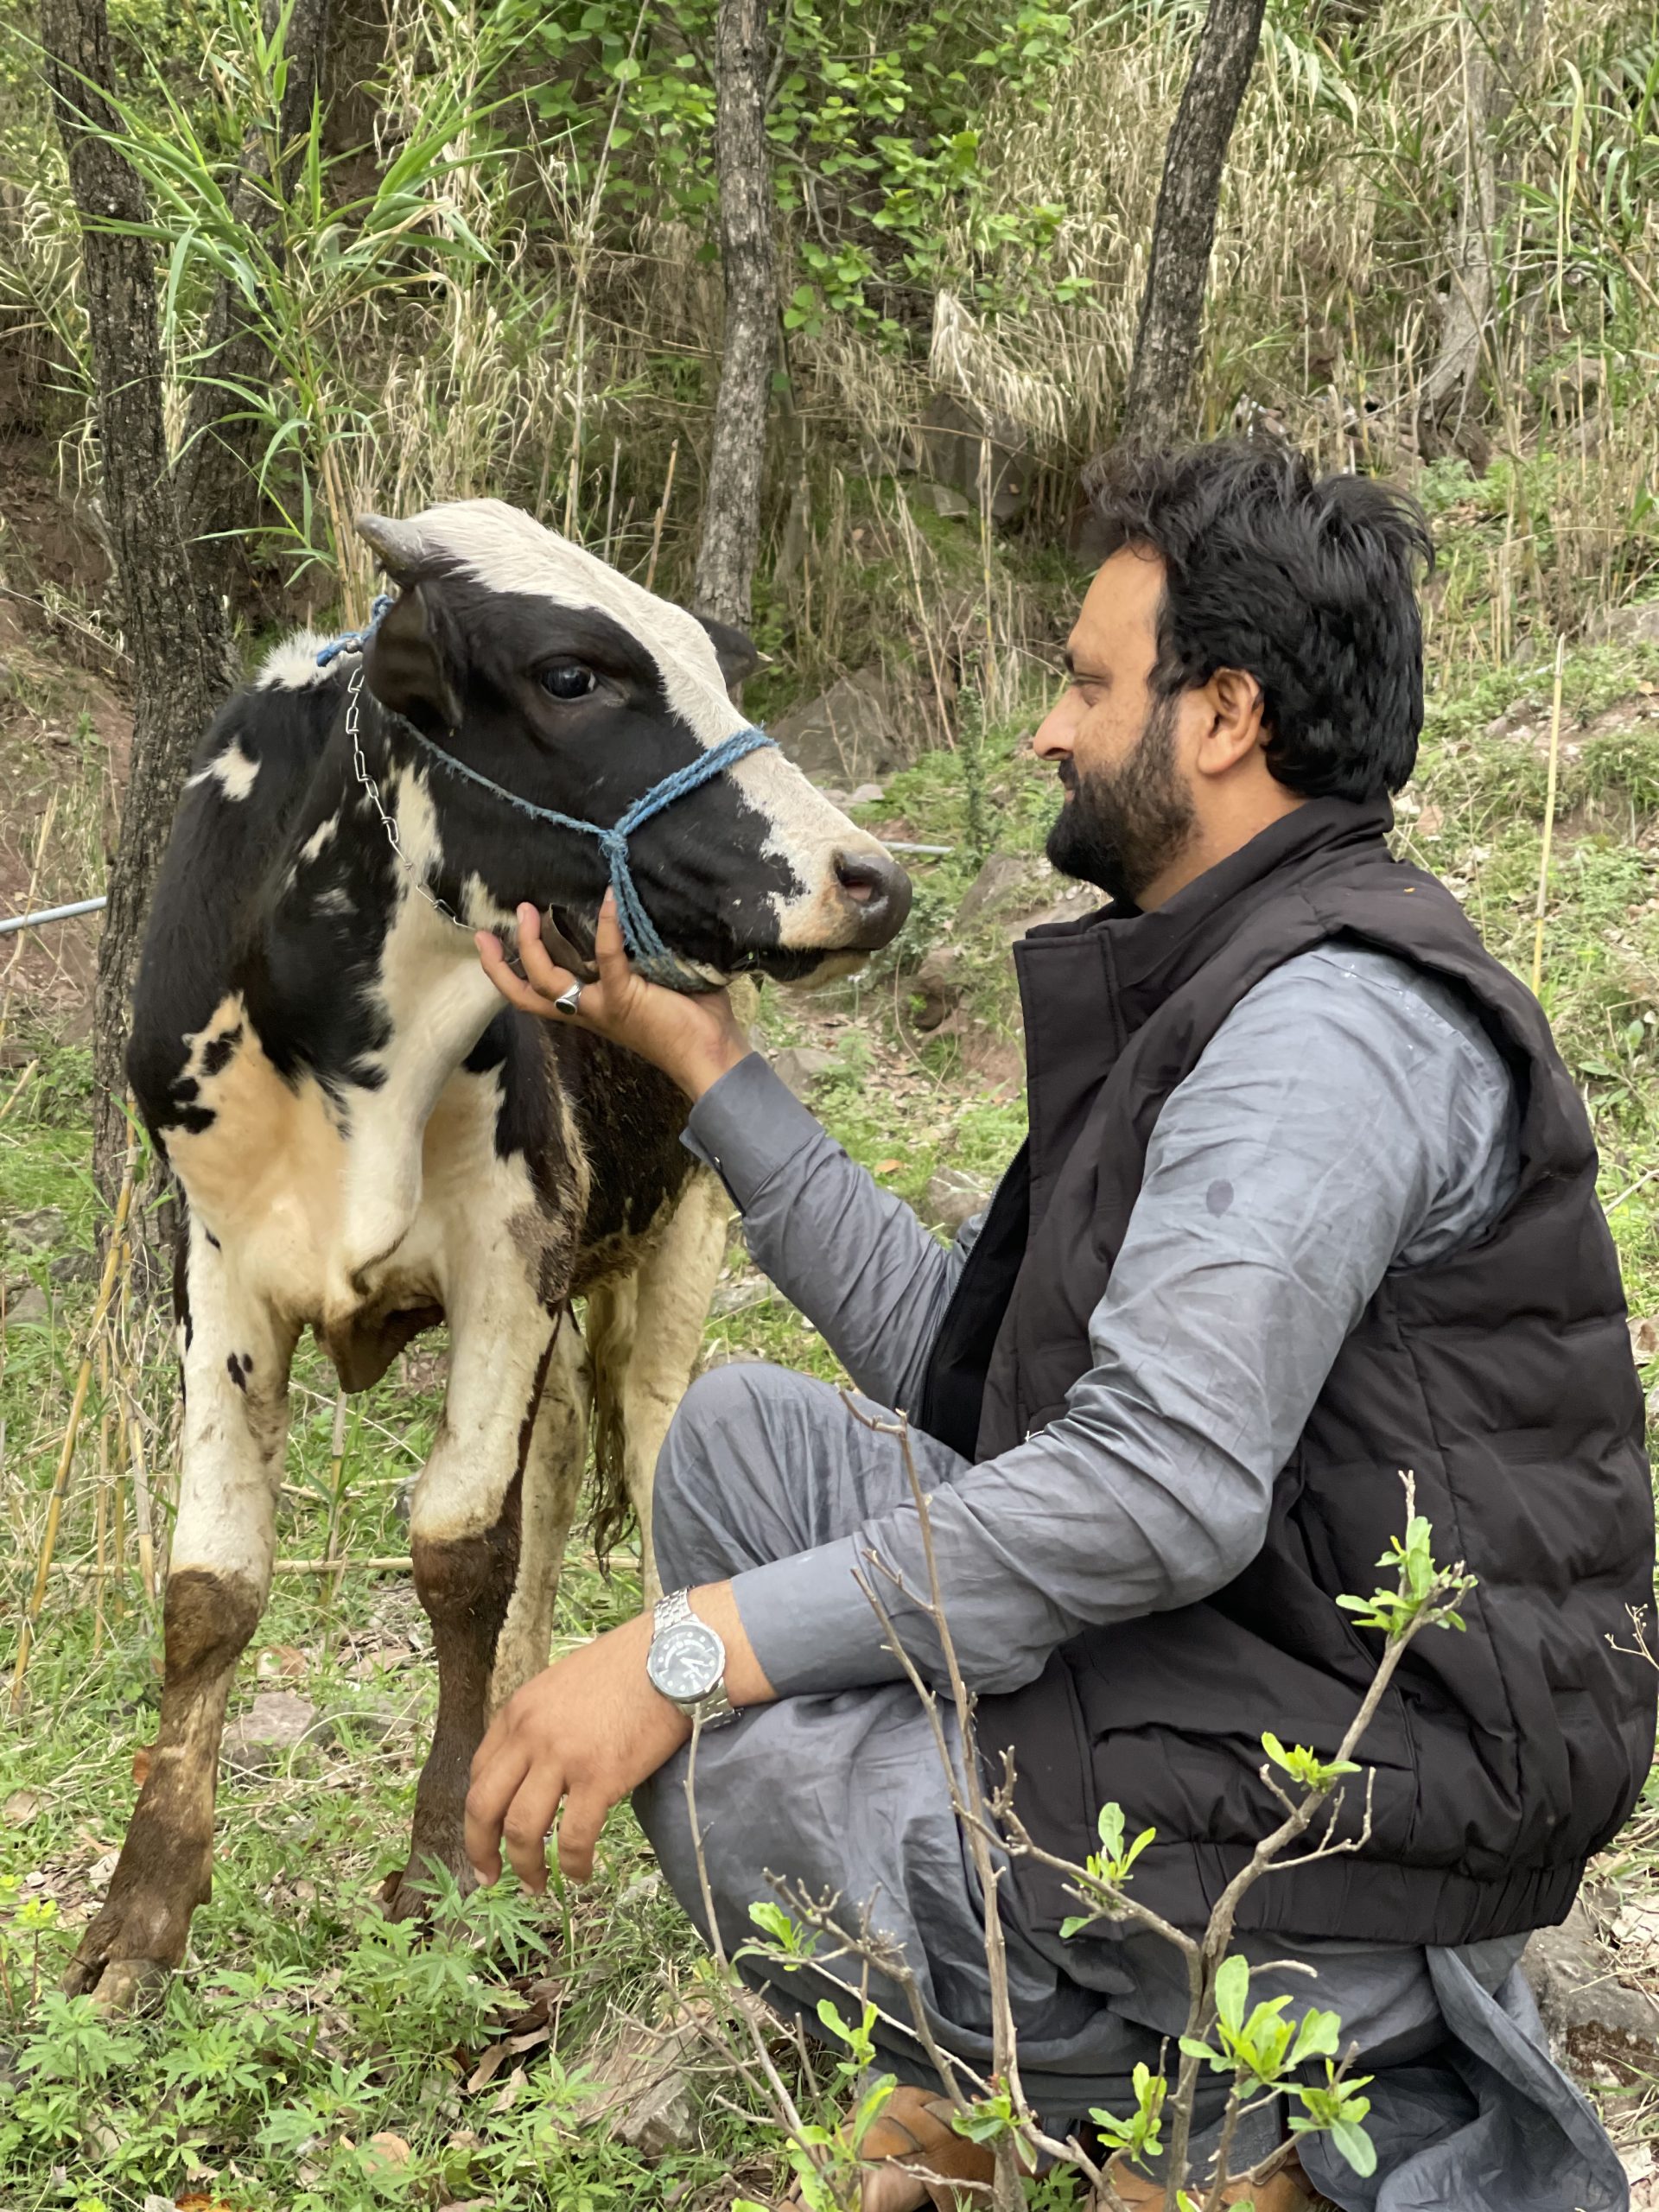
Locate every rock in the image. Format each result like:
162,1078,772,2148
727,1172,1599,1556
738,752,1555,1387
772,1045,842,1099
772,666,906,786
222,1690,322,1776
0,661,14,701
1630,1316,1659,1363
3,1788,41,1825
49,1249,98,1286
6,1206,65,1252
920,390,1033,524
1597,601,1659,649
332,1698,404,1745
1001,886,1100,943
1523,1900,1659,2082
614,2069,696,2157
922,479,973,519
848,781,887,805
925,1168,991,1235
957,853,1037,928
3,1283,48,1327
710,1275,773,1318
909,945,964,1032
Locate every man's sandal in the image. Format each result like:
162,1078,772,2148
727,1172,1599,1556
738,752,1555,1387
1105,2147,1336,2209
783,2082,996,2209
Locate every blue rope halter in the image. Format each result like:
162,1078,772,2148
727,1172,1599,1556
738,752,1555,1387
315,597,778,989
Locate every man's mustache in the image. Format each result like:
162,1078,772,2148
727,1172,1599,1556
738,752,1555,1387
1056,757,1078,797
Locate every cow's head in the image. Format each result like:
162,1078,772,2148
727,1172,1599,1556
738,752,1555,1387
353,499,910,985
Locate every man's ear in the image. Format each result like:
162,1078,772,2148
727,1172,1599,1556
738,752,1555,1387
693,612,766,701
362,583,464,737
1197,666,1268,775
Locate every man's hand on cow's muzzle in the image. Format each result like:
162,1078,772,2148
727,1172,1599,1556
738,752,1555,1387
476,891,752,1101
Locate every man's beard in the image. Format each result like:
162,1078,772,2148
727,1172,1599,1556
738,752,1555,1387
1045,694,1194,907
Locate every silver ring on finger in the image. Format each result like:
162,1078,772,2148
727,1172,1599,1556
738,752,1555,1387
553,982,584,1017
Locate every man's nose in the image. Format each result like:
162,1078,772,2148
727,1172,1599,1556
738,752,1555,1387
1032,687,1082,760
833,849,912,949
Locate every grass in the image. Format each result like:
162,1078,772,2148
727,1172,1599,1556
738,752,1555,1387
10,622,1659,2201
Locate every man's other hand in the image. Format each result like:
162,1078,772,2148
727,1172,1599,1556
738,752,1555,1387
476,889,752,1102
465,1614,690,1891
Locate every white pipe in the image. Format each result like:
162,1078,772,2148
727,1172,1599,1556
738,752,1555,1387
0,895,108,937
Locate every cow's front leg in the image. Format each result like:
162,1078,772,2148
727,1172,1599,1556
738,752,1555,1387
67,1229,295,2007
385,1306,560,1917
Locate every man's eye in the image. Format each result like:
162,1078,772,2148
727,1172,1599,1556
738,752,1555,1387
539,664,596,701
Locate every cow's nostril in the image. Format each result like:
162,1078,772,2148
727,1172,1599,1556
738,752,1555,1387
833,850,912,944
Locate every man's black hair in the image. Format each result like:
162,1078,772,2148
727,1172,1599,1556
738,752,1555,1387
1082,440,1434,802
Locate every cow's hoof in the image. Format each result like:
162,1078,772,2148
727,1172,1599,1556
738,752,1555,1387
379,1849,478,1923
63,1948,171,2013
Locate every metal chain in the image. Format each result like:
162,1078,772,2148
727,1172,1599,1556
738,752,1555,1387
345,660,462,927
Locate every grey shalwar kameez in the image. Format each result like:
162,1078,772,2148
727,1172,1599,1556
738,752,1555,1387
633,942,1630,2210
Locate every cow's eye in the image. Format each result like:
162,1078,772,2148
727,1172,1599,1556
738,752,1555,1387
538,663,596,701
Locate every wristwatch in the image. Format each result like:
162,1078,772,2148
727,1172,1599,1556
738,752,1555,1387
646,1588,738,1727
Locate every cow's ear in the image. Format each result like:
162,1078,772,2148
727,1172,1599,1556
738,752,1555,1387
693,613,765,700
362,582,464,738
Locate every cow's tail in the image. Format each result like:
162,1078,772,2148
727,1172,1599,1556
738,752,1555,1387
582,1276,634,1566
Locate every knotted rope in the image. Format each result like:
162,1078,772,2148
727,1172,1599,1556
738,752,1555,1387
315,598,777,989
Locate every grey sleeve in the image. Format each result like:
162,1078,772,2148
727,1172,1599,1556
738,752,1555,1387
728,947,1522,1699
683,1053,965,1414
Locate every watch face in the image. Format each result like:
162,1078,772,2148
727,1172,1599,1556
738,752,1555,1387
648,1619,723,1704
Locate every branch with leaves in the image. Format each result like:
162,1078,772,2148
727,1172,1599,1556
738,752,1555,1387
732,1427,1476,2211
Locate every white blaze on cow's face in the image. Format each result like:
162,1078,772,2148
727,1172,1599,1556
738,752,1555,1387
353,500,911,969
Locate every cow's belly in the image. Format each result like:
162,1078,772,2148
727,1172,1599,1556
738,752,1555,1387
162,997,555,1349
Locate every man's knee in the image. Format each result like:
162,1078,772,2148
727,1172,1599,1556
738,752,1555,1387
653,1361,820,1587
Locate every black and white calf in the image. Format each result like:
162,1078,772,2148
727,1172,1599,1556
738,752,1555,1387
68,499,909,2007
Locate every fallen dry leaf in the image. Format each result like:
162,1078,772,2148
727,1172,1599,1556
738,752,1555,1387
874,1158,903,1173
3,1786,41,1824
1630,1316,1659,1361
365,2132,411,2166
256,1643,308,1681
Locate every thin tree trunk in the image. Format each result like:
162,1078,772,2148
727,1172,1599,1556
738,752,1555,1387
1120,0,1268,451
175,0,331,574
691,0,777,629
41,0,237,1217
1417,10,1512,449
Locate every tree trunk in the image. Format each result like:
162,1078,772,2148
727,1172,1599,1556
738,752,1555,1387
41,0,238,1217
175,0,332,574
1417,10,1515,454
1120,0,1268,452
690,0,777,629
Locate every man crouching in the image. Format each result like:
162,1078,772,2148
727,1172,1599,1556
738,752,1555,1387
466,440,1655,2212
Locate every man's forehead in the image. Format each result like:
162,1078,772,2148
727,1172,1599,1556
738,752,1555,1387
1067,546,1164,667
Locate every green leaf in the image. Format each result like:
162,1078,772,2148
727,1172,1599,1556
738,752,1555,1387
1331,2117,1379,2176
1215,1954,1250,2036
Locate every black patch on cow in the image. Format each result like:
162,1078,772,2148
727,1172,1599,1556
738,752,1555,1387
226,1352,251,1392
200,1027,242,1077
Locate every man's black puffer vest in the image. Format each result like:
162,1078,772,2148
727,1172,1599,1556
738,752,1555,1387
919,796,1656,1947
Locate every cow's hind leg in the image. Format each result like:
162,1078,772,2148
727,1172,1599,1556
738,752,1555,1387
589,1167,730,1605
67,1225,296,2007
384,1302,562,1918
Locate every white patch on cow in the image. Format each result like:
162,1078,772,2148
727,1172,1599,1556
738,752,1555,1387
300,813,340,863
255,631,346,690
334,822,502,1287
370,499,900,953
315,887,354,918
187,741,261,803
168,1214,298,1582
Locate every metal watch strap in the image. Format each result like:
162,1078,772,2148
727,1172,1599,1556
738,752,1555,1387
652,1588,736,1726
